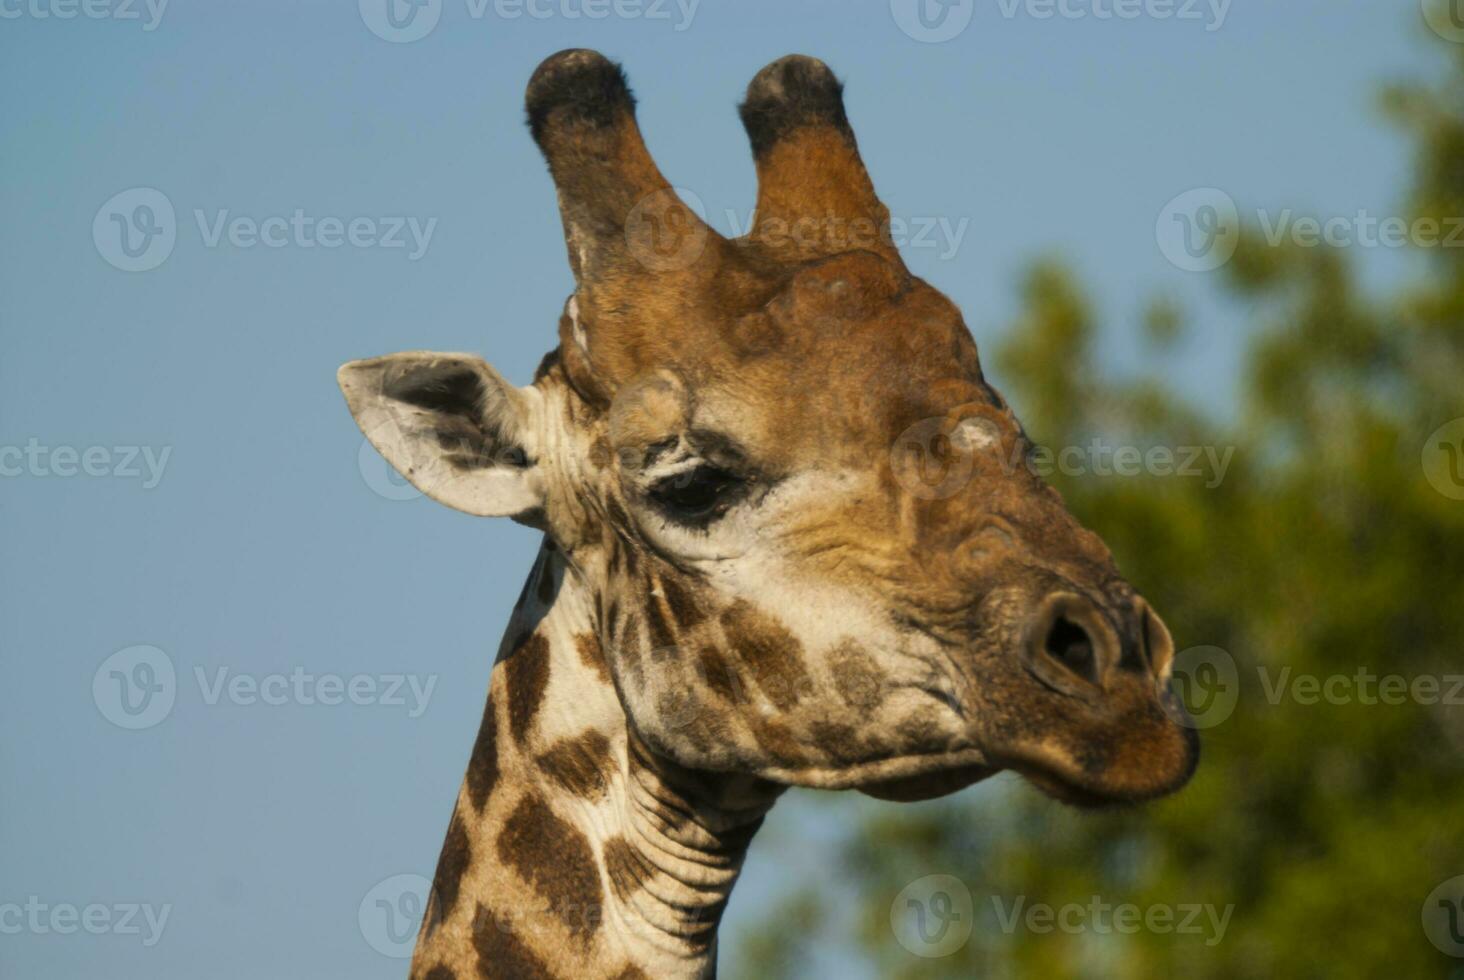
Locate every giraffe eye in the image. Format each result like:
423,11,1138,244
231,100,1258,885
647,465,745,526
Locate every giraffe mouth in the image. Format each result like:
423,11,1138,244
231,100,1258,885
988,724,1201,809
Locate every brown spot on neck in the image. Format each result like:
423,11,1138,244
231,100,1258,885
609,967,651,980
574,632,612,684
495,795,604,945
466,696,501,812
426,808,471,937
502,633,551,743
536,730,613,800
471,901,557,979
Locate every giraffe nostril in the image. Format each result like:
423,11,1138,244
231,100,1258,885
1044,615,1096,682
1022,592,1121,698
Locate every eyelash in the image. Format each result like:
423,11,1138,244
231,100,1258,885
646,464,747,528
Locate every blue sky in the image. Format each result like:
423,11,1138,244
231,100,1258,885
0,1,1437,977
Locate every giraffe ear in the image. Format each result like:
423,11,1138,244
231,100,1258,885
338,352,546,519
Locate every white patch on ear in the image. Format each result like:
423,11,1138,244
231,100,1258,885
337,351,545,518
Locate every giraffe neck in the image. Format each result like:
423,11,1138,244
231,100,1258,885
411,539,783,980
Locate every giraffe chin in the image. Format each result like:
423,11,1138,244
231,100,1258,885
1015,768,1168,810
856,763,1001,802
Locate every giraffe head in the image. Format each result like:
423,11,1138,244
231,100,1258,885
340,50,1197,809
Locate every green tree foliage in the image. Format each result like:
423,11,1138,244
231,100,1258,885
736,26,1464,980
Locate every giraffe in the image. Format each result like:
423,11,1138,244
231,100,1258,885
338,49,1199,979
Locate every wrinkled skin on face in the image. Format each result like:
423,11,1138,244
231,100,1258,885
341,49,1197,809
562,250,1195,806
